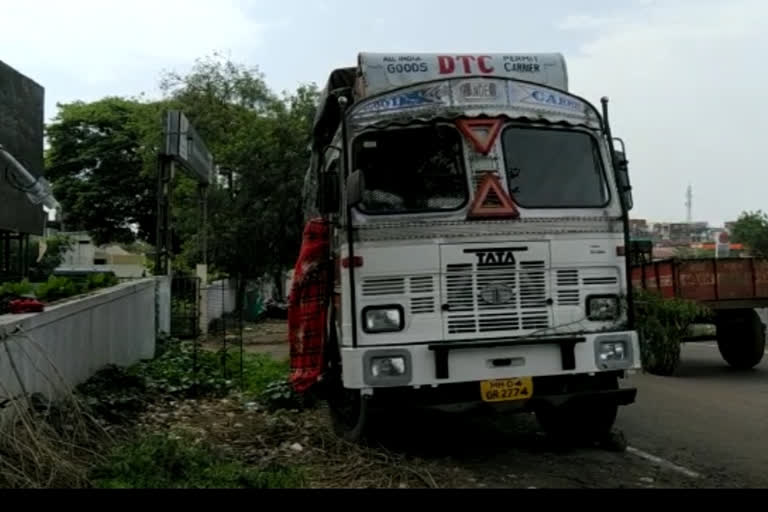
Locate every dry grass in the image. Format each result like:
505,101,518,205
0,329,117,488
138,396,457,489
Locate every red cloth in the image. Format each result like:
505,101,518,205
9,298,44,314
288,218,331,393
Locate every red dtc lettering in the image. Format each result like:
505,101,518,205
438,56,455,74
457,55,476,73
478,56,494,73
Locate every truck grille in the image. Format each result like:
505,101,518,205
361,275,436,315
445,260,551,336
556,269,581,306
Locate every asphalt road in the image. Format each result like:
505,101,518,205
239,320,768,488
616,342,768,487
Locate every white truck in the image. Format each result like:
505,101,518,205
300,52,641,443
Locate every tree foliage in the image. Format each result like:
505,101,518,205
45,98,163,245
45,53,320,284
730,210,768,258
28,234,74,281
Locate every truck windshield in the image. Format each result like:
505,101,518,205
501,127,609,208
353,125,467,214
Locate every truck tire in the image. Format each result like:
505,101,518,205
324,310,372,443
328,383,371,443
716,309,766,370
535,374,619,446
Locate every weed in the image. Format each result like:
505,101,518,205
75,365,149,424
127,338,290,399
89,434,305,489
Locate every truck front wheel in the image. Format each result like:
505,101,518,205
324,311,371,443
716,309,766,370
535,375,619,446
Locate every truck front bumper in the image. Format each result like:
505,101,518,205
340,330,641,389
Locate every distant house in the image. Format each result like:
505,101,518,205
56,232,148,278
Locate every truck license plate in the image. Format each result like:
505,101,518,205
480,378,533,403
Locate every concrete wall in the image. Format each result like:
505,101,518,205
205,279,237,324
0,278,157,402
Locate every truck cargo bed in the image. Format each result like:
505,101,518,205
631,258,768,309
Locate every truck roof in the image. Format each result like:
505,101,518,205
312,52,569,150
357,52,568,98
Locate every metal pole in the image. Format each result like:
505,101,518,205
239,276,244,390
198,183,208,266
601,97,635,329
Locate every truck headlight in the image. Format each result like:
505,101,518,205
362,306,404,333
363,350,412,386
599,341,628,362
587,295,619,321
371,356,407,378
594,334,634,370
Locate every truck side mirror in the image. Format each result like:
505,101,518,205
347,169,365,208
320,170,339,215
613,150,633,211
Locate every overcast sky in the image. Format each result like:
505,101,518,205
2,0,765,227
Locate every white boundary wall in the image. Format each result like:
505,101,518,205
0,278,159,402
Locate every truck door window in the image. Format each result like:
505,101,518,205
501,127,610,208
352,125,467,214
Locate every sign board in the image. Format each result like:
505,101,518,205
163,111,213,185
0,60,45,235
350,78,600,131
357,52,569,99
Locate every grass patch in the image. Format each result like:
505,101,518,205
128,337,289,399
89,434,305,489
239,353,290,396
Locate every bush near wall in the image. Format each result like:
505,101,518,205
0,273,120,306
633,289,712,376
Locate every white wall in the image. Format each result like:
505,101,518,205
205,279,237,325
156,276,171,336
0,278,157,402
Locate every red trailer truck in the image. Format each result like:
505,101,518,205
632,256,767,370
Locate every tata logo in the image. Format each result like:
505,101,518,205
479,283,515,306
464,247,528,266
476,251,516,266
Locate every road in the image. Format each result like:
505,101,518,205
230,320,768,488
616,342,768,487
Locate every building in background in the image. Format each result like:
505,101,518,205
0,60,46,281
56,232,148,278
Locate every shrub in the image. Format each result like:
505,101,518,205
261,377,312,412
633,289,711,376
35,275,78,302
0,278,34,297
81,272,119,293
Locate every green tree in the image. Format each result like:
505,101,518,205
28,234,74,281
45,53,320,292
160,55,319,292
730,210,768,257
45,97,165,245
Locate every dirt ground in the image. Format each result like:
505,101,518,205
203,318,290,361
190,319,725,488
